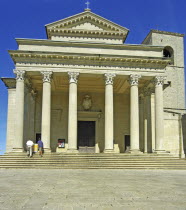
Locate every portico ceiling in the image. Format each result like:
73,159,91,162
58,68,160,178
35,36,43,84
28,73,151,94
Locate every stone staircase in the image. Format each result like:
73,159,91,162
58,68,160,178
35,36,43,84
0,153,186,169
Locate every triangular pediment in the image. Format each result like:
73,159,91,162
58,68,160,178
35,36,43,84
71,22,104,31
45,10,129,41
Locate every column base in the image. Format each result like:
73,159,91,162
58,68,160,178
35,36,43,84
104,149,115,153
154,150,168,155
128,149,143,154
12,148,24,153
43,148,51,153
67,149,79,153
180,154,186,159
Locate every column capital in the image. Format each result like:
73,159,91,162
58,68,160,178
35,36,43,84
25,78,32,91
154,76,166,87
104,73,116,85
41,71,53,83
128,74,141,86
25,78,37,100
14,70,26,81
139,94,144,104
143,87,154,96
68,72,79,84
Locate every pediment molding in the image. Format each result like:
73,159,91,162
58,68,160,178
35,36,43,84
47,28,125,40
46,11,129,41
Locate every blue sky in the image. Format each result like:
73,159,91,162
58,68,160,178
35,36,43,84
0,0,185,154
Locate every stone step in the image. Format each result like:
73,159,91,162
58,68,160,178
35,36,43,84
0,165,186,170
1,165,186,169
1,162,186,165
2,153,177,157
0,159,185,162
0,155,180,159
0,154,185,169
1,160,185,164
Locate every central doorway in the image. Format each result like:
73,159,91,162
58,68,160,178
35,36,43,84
78,121,95,153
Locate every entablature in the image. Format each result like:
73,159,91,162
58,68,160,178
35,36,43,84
1,78,16,89
9,50,170,70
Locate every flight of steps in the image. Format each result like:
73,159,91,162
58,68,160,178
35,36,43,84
0,153,186,169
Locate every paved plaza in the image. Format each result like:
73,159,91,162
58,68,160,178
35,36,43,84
0,169,186,210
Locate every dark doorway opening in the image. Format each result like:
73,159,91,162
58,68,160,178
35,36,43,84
36,133,41,143
78,121,95,152
125,135,130,151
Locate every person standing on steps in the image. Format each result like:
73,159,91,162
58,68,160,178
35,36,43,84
37,138,44,157
26,140,34,158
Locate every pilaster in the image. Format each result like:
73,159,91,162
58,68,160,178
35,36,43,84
143,87,154,153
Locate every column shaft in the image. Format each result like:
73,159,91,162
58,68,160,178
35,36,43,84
14,70,25,152
129,75,141,153
155,80,164,151
104,73,116,152
41,72,52,152
130,85,140,150
105,84,114,150
144,96,148,153
68,72,79,152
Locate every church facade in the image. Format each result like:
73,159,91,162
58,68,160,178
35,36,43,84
2,9,186,157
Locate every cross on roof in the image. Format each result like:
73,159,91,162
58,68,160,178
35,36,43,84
85,1,90,9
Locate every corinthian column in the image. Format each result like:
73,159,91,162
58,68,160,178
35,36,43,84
154,76,166,153
41,71,52,152
67,72,79,152
128,74,142,153
13,70,25,152
104,73,116,153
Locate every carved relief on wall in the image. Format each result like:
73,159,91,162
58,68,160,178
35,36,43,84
82,95,92,111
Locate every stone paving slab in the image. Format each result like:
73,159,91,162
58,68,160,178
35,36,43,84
0,169,186,210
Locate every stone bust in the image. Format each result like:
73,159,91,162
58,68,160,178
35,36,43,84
82,95,92,111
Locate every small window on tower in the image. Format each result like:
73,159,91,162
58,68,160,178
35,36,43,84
163,49,171,57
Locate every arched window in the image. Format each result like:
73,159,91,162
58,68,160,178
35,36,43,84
163,46,174,58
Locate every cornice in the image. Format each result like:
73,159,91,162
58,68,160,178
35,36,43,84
142,29,184,44
151,30,184,37
9,50,171,69
16,38,164,52
1,78,16,88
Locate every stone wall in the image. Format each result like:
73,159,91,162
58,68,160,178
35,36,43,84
151,33,185,111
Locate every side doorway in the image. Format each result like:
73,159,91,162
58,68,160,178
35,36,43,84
124,135,130,152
